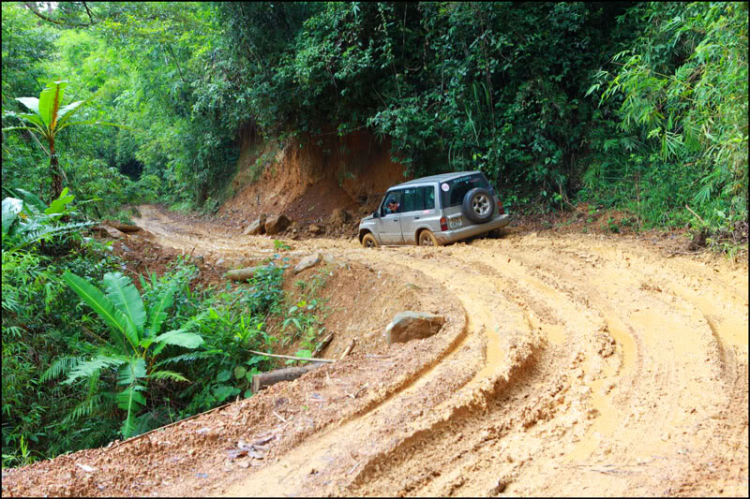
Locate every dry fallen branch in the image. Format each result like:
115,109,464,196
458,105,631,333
340,339,356,359
247,349,335,363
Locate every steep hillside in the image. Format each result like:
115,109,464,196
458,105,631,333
219,129,408,225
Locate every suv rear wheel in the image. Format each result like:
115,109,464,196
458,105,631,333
418,229,440,247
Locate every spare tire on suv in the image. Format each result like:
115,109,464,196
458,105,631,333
462,187,494,224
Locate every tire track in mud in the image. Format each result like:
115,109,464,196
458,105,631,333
220,251,537,497
102,208,750,496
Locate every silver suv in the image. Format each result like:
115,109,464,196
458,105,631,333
358,171,509,247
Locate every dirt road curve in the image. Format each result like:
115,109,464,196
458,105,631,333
6,205,748,497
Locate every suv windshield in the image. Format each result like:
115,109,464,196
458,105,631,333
440,173,491,208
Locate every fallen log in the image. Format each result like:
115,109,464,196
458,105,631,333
108,222,141,233
251,364,322,393
225,266,264,281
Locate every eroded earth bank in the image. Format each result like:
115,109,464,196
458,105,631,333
4,205,748,497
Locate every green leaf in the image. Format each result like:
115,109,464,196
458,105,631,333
103,272,147,340
212,384,240,403
57,101,85,123
15,97,40,114
44,187,75,215
62,272,132,352
147,282,178,338
2,198,23,235
234,366,247,379
216,370,231,382
154,329,204,349
117,358,147,385
12,188,46,214
117,384,146,438
17,112,46,130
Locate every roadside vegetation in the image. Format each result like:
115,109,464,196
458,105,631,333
2,1,747,466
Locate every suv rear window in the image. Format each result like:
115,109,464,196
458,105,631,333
440,173,491,208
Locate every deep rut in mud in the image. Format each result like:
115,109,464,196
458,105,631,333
4,205,747,497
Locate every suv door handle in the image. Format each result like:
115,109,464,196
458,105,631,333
393,218,399,222
414,216,420,220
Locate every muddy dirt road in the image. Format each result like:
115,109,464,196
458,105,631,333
5,205,748,497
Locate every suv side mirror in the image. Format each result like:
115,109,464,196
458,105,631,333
372,211,380,218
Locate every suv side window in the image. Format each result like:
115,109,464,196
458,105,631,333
402,186,435,212
381,189,404,215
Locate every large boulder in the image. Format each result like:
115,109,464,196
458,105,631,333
329,208,351,227
294,253,321,274
243,215,266,236
385,312,446,345
265,214,291,235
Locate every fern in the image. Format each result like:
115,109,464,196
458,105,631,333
63,355,126,384
41,356,81,383
10,221,95,251
149,370,190,382
62,393,108,423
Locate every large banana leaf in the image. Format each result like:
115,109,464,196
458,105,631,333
117,358,147,385
103,272,147,340
146,281,179,338
38,81,67,129
153,329,204,350
15,97,39,114
57,100,84,123
62,272,136,353
11,188,46,214
117,384,146,438
14,112,46,130
2,198,23,235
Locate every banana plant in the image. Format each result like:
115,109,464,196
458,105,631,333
2,80,122,202
61,271,204,438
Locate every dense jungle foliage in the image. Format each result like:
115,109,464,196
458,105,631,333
2,1,748,465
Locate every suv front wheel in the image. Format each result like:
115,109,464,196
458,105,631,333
362,233,379,248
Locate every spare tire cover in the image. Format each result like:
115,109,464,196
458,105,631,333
462,187,494,224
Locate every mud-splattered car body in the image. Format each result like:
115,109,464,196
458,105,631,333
358,171,509,247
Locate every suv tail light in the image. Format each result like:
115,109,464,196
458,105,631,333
497,200,505,215
440,217,448,231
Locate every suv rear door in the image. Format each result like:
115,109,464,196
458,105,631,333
399,185,437,243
